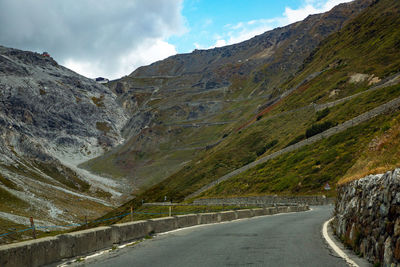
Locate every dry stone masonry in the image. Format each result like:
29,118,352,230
334,169,400,266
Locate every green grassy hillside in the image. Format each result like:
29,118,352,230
82,0,372,191
94,0,400,223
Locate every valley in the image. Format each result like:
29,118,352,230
0,1,400,256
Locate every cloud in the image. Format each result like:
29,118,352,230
0,0,185,79
65,39,177,79
210,19,277,48
208,0,352,49
284,0,353,23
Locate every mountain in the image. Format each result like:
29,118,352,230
82,0,373,191
0,46,129,229
92,0,400,223
2,0,398,238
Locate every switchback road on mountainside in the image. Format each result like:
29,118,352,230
73,206,352,267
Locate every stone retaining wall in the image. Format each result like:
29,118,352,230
0,205,308,267
333,169,400,266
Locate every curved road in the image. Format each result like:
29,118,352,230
74,206,347,267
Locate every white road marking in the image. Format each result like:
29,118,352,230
322,218,359,267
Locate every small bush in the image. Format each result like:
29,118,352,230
305,121,336,138
286,134,306,147
96,122,111,133
256,140,278,156
92,95,105,108
316,108,330,121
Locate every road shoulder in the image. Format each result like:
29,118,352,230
323,218,372,267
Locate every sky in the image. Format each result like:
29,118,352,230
0,0,352,80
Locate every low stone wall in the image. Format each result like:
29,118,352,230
333,169,400,266
193,195,334,206
0,205,308,267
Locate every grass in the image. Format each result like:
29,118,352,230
0,186,29,213
33,161,90,192
91,95,105,108
339,113,400,184
202,110,399,197
271,0,400,116
139,107,318,202
96,121,111,134
136,82,400,203
87,0,400,223
0,218,28,244
0,173,19,190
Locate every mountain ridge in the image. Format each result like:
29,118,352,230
82,0,373,191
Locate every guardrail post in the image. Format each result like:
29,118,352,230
169,206,172,217
30,216,36,239
130,206,134,221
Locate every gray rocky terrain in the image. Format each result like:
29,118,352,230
0,46,129,229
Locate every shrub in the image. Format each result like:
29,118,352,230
305,121,336,138
96,121,111,133
256,140,278,156
92,95,105,108
316,108,330,121
286,134,306,147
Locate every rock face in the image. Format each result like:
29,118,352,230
0,46,127,159
0,46,129,232
334,169,400,266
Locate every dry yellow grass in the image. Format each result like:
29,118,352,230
338,167,392,185
339,114,400,185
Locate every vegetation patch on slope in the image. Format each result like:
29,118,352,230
340,113,400,184
202,111,399,197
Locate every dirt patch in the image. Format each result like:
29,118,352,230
349,73,369,83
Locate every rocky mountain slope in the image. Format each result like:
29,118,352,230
0,46,129,232
83,0,373,190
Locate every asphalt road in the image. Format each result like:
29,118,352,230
77,206,347,267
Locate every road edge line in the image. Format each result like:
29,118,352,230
322,218,359,267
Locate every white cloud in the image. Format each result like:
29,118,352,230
65,39,177,79
214,39,227,48
284,0,353,23
284,5,320,23
209,20,276,48
118,40,177,77
0,0,185,79
208,0,353,49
